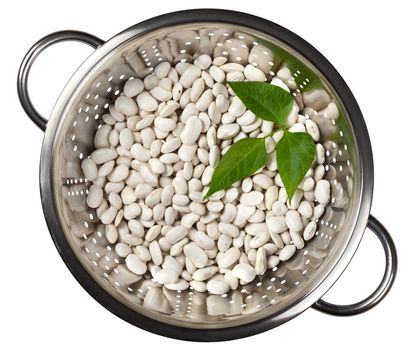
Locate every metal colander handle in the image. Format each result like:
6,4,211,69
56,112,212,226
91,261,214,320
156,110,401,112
313,215,397,316
17,30,104,131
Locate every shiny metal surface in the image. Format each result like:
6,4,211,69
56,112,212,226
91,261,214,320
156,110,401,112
19,9,393,340
313,215,397,316
17,31,104,131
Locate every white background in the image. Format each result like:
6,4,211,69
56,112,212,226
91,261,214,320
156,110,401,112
1,1,412,348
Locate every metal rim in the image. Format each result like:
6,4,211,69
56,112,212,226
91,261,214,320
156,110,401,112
39,9,374,341
17,31,104,131
313,215,397,316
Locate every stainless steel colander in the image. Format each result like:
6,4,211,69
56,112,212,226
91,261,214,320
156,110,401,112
17,9,397,341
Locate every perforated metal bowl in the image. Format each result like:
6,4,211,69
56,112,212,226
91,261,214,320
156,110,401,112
17,9,397,341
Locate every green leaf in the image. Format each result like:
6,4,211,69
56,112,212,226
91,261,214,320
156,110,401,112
228,81,293,125
205,138,267,199
276,131,316,201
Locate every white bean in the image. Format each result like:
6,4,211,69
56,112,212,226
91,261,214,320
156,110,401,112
164,207,177,225
125,254,147,275
135,114,155,130
304,221,317,241
148,158,165,174
244,64,266,81
240,191,264,206
209,65,225,83
228,97,246,117
181,212,200,229
285,210,304,232
237,110,256,126
180,116,202,145
155,268,179,284
220,203,237,223
194,54,212,70
255,247,267,275
290,230,305,249
81,159,98,181
124,203,141,220
180,65,202,88
249,231,270,248
137,91,158,112
159,153,180,164
207,280,230,295
189,230,215,250
316,143,325,164
270,77,289,91
162,255,183,274
154,117,176,132
100,207,117,224
218,247,241,268
190,78,205,103
196,89,213,112
165,279,189,291
108,192,122,210
134,246,151,262
252,174,273,189
135,183,153,199
216,94,230,112
115,96,138,116
108,164,129,182
102,225,117,245
86,185,103,208
217,123,240,139
279,244,296,261
155,62,171,79
205,200,223,213
303,89,331,110
265,186,278,210
183,242,208,268
172,194,189,206
305,119,320,141
298,201,313,219
218,234,232,252
233,204,255,226
91,148,117,164
145,188,162,207
315,179,331,204
192,266,218,281
149,241,163,265
128,220,144,237
124,78,144,97
115,243,132,257
159,100,180,118
232,263,256,283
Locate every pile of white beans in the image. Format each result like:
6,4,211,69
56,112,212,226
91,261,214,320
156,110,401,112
81,54,331,295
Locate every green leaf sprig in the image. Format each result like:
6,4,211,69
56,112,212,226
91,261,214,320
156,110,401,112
205,138,267,198
204,81,316,202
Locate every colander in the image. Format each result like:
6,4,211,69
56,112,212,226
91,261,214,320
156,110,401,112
17,9,397,341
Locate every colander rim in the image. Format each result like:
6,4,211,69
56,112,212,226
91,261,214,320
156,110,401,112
39,8,373,341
